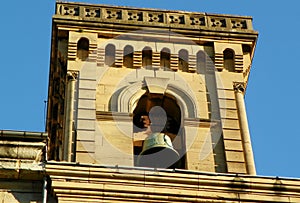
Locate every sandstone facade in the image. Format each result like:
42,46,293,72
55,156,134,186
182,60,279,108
1,2,300,202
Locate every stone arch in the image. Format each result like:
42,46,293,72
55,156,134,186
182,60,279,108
196,50,206,74
77,37,89,61
160,47,171,70
166,84,198,119
142,46,152,69
108,81,145,113
123,45,134,68
110,80,198,119
223,48,235,72
105,43,116,67
178,49,189,72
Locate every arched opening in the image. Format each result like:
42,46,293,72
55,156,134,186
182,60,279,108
77,38,89,61
223,48,235,72
133,93,181,134
105,44,116,67
142,47,152,69
123,45,134,68
160,48,171,70
196,50,206,74
178,49,189,72
132,92,185,169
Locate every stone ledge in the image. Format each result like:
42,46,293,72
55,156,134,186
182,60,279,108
0,159,44,180
0,141,45,160
46,161,300,202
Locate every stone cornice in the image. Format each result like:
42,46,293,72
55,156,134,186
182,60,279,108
47,161,300,202
0,130,47,141
54,2,258,37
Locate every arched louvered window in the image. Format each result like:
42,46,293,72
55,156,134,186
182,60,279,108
160,48,171,70
77,38,89,61
123,45,134,68
178,49,189,72
224,48,235,72
105,44,116,67
142,47,152,69
196,50,206,74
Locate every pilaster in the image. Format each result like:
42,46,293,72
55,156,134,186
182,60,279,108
234,82,256,175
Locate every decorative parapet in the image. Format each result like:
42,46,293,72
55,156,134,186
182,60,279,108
55,2,255,33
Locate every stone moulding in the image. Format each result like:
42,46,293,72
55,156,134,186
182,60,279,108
0,130,46,180
0,130,47,160
55,2,256,33
47,161,300,202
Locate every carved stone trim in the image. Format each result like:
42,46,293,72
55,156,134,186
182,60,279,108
84,7,100,18
233,82,245,93
67,70,79,80
55,3,255,32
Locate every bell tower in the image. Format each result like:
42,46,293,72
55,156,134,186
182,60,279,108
47,2,258,175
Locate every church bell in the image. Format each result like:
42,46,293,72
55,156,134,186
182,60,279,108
137,133,180,169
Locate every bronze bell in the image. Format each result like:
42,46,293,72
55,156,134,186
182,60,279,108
137,133,180,169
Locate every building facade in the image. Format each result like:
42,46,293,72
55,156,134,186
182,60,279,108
1,2,300,202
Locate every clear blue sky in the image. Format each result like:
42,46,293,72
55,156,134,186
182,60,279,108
0,0,299,178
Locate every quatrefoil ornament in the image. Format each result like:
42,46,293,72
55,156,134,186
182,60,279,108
149,14,161,22
128,12,140,21
211,19,225,27
190,17,205,26
85,8,100,18
64,7,77,16
107,10,120,19
231,20,246,29
169,16,180,24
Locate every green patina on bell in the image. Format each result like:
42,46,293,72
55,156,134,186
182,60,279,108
137,132,180,169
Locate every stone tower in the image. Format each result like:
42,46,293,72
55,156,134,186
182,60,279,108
47,2,257,175
2,2,300,203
